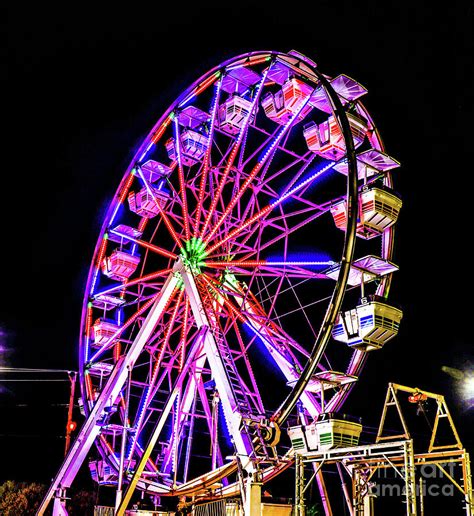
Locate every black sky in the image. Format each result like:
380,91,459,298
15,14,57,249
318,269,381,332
2,0,473,502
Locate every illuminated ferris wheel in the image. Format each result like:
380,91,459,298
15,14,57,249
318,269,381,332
39,50,403,513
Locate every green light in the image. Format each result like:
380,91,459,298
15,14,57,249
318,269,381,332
174,271,185,290
180,237,207,275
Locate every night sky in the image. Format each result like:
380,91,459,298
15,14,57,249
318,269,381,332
2,1,473,510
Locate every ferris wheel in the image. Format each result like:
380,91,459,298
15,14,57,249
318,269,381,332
38,50,403,514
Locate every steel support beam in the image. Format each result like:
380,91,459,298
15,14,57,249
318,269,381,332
36,272,178,516
176,259,255,470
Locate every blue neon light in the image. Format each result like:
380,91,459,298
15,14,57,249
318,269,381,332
266,250,334,266
139,140,156,162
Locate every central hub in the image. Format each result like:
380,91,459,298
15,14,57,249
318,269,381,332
180,237,207,275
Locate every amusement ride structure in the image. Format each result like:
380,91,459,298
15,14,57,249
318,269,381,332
37,50,409,515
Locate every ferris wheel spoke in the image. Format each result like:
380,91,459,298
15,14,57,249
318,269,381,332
222,286,323,418
194,79,223,237
235,205,331,263
245,275,334,372
93,268,173,297
198,274,271,414
120,332,209,501
109,228,178,260
128,290,184,461
247,125,313,168
203,91,314,247
199,69,270,239
203,260,333,280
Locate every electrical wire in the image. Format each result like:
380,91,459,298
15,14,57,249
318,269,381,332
0,379,70,382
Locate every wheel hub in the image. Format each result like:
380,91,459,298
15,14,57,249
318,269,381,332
180,237,207,275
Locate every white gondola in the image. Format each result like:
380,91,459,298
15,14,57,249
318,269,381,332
331,186,402,239
89,456,136,485
165,128,209,166
218,94,255,135
287,423,319,453
139,159,172,182
91,318,120,347
315,413,363,450
333,296,403,352
89,460,116,485
221,67,261,95
101,249,140,282
324,255,398,287
78,389,116,416
88,361,114,376
128,184,171,219
303,112,367,161
333,148,400,179
309,74,368,113
90,293,125,310
288,413,362,453
108,224,143,244
261,77,313,125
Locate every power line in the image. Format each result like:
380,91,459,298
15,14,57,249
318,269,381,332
0,379,70,382
0,368,77,374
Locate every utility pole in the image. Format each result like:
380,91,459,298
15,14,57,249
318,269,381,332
64,371,78,456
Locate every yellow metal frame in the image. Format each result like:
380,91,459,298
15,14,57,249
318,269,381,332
376,382,463,452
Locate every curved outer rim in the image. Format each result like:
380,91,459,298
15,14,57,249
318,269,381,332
78,49,395,495
272,62,359,425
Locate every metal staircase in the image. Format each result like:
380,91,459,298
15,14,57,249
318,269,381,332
198,282,274,461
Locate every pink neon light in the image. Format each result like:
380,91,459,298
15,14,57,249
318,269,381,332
204,86,313,246
205,205,272,256
118,172,136,204
151,116,172,144
201,275,245,323
111,232,177,260
194,80,222,237
138,217,149,232
201,69,270,240
129,289,183,459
